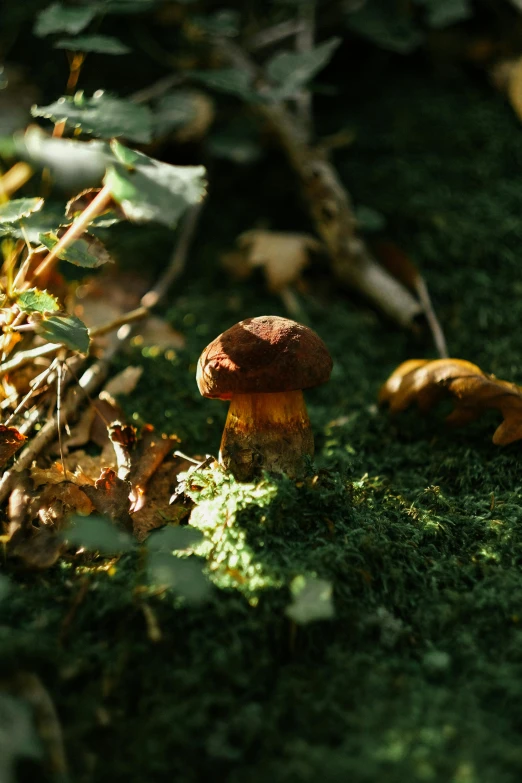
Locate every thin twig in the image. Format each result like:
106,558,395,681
415,276,448,358
0,347,116,504
30,185,113,285
4,358,58,426
295,1,315,139
131,73,185,104
141,202,204,309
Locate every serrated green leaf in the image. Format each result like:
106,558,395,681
36,313,90,354
39,231,113,268
66,515,133,553
0,198,44,223
32,92,153,144
17,288,60,314
55,34,131,54
110,139,140,167
105,143,206,228
0,204,65,244
285,576,335,624
266,38,341,98
0,694,42,783
34,3,96,37
147,551,210,602
189,69,257,101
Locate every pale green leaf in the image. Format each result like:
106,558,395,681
66,515,133,553
0,198,43,223
35,313,90,354
0,575,10,603
17,288,60,314
105,142,206,228
153,91,199,136
55,34,131,54
146,526,203,552
189,69,257,101
147,551,210,602
266,38,341,98
39,231,113,268
32,92,153,144
34,3,96,37
0,694,42,783
346,3,423,54
285,576,335,624
98,0,157,13
415,0,473,28
19,127,108,190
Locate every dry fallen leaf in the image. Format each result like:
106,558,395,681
82,468,133,531
236,230,322,292
132,457,192,542
0,425,26,468
380,358,522,445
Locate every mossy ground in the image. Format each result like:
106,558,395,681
5,58,522,783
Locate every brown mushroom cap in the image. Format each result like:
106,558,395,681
197,315,333,399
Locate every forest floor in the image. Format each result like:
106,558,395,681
4,57,522,783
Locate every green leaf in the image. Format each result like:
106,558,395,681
19,127,108,190
105,142,206,228
189,69,257,101
147,551,210,602
146,526,203,552
355,204,387,233
39,231,113,268
266,37,341,98
415,0,473,28
110,139,140,167
153,91,199,137
32,92,153,144
36,313,90,354
55,34,131,55
0,198,44,223
66,515,133,554
207,119,261,164
285,576,335,624
0,694,42,783
98,0,157,13
346,1,423,54
17,288,60,314
0,575,10,603
0,204,65,244
191,10,240,37
34,3,96,37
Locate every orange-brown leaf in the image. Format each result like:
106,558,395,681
0,425,26,467
380,358,522,445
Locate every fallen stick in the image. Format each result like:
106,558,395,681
217,39,423,328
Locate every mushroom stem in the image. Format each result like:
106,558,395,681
220,390,314,481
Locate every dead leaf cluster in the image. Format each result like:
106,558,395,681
380,358,522,445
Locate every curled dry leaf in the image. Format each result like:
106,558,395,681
380,358,522,445
132,457,192,542
81,467,133,531
0,425,26,468
236,230,322,292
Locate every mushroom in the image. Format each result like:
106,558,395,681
197,315,332,481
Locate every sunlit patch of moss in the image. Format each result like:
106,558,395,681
181,465,283,594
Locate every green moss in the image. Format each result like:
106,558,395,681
6,60,522,783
